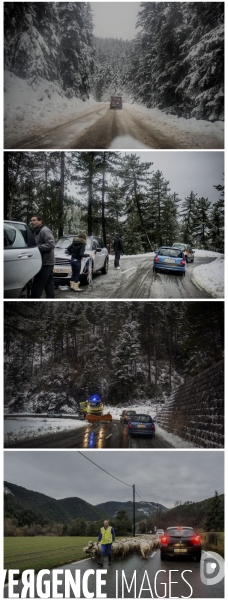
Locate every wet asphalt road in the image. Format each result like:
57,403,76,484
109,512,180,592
4,550,224,598
4,421,173,449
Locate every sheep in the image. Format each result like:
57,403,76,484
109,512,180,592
140,541,151,559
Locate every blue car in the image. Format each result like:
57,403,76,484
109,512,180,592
153,246,186,275
128,414,155,437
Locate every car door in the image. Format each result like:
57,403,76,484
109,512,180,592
4,222,42,297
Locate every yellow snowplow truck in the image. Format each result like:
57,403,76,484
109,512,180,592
79,395,112,422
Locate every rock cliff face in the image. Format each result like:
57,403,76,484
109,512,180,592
155,360,224,448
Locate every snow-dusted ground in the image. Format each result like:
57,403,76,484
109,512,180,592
4,71,224,149
5,402,198,448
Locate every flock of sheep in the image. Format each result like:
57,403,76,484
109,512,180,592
83,534,160,561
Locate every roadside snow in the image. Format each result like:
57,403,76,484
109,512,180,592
123,102,224,149
192,256,224,298
4,417,85,444
4,71,224,148
4,71,98,147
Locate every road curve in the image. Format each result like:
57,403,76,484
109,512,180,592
54,256,215,300
4,420,173,449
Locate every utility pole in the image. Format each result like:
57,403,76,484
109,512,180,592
133,484,136,537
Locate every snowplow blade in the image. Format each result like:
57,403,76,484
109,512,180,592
86,413,112,422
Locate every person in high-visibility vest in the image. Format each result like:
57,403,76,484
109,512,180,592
97,520,115,566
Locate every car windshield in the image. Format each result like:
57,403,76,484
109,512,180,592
56,236,92,250
159,248,182,258
130,415,152,423
173,244,185,250
167,528,194,537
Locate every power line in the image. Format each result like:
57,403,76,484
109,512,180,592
78,451,132,488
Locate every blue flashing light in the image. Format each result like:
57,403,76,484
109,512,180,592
88,394,101,404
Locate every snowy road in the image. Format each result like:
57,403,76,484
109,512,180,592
54,255,214,300
4,420,173,449
12,103,222,150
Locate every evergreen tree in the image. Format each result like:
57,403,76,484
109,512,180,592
204,491,224,532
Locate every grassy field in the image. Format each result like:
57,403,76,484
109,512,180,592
4,536,97,575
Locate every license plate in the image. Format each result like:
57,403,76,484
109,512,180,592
166,259,175,263
174,549,187,553
53,268,69,274
137,424,146,428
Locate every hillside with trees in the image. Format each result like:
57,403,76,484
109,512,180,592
4,302,224,413
138,491,224,534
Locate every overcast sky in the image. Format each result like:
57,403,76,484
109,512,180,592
124,151,224,205
4,451,224,509
91,2,141,40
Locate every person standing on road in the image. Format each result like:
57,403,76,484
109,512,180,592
30,215,55,298
66,232,87,292
113,233,124,269
98,520,115,566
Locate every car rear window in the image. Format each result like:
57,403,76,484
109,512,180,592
131,415,152,423
167,528,194,537
159,248,182,258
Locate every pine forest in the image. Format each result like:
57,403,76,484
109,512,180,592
4,2,224,121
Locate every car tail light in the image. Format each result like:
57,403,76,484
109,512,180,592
192,535,201,545
128,423,133,429
154,255,160,263
160,535,169,545
180,259,186,265
150,423,155,429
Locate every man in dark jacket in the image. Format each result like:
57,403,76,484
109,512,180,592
66,232,87,292
113,234,124,269
30,215,55,298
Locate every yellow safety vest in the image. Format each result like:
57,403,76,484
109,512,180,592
100,526,112,544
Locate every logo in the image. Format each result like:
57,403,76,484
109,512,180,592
200,551,224,585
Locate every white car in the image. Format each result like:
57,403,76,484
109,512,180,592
54,235,109,286
4,220,42,298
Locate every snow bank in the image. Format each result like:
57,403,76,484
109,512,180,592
192,256,224,298
4,70,98,147
123,102,224,149
4,416,85,444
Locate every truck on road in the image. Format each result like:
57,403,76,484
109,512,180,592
110,96,123,109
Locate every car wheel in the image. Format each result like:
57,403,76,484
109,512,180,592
82,262,93,285
19,282,32,298
101,258,108,275
160,551,166,561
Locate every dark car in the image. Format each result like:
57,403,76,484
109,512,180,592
172,243,195,263
120,410,137,423
160,526,201,561
153,247,186,275
127,414,155,437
